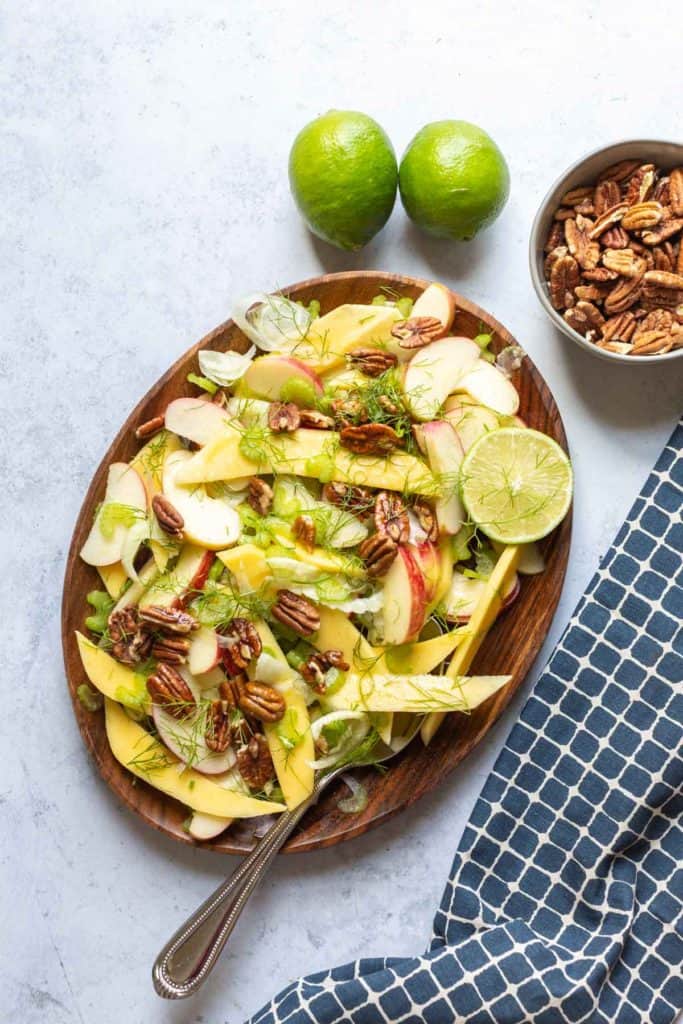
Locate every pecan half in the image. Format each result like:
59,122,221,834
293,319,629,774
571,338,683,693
205,699,232,753
413,498,438,542
593,179,621,218
544,245,568,278
301,650,349,692
601,226,631,250
631,330,674,356
544,220,565,253
565,217,600,270
293,514,316,551
139,605,199,635
219,676,245,709
220,618,262,673
268,401,300,433
595,340,634,355
589,203,628,240
321,482,374,517
654,177,671,205
147,663,196,718
575,283,610,302
339,423,402,456
152,494,184,538
597,160,640,184
108,607,153,666
624,164,656,205
135,414,165,440
621,201,664,231
564,301,605,337
330,397,369,428
391,316,445,349
358,532,397,578
236,735,274,790
601,311,637,344
298,409,335,430
238,680,285,723
669,168,683,217
633,309,674,340
247,476,273,516
560,185,593,206
604,276,644,315
549,254,579,309
581,266,619,283
348,347,398,377
641,219,683,246
374,491,409,544
601,249,646,279
151,636,191,664
653,245,674,272
271,590,320,636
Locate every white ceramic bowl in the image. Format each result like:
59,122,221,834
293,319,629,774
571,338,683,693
529,139,683,365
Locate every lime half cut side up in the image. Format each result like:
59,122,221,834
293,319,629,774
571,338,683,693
460,428,572,544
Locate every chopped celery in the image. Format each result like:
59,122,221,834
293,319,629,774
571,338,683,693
85,590,114,635
186,372,218,395
280,377,318,408
77,684,103,712
452,525,475,563
396,296,414,318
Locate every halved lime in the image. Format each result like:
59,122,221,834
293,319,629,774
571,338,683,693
460,428,572,544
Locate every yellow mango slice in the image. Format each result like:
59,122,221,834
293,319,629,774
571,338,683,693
76,632,149,709
421,545,521,744
104,699,285,818
325,672,511,713
97,562,128,600
252,620,315,809
175,429,436,496
300,304,401,375
130,429,182,499
218,544,271,591
385,628,467,676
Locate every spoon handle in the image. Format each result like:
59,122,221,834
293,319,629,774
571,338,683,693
152,778,328,999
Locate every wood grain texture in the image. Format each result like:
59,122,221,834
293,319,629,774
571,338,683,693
62,271,571,855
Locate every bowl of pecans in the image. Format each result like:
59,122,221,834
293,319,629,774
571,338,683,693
529,140,683,363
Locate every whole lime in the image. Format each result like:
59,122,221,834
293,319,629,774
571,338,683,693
399,120,510,241
288,110,398,251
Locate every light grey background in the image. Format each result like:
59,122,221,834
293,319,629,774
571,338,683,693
3,2,682,1022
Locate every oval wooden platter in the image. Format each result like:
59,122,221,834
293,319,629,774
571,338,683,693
62,271,571,855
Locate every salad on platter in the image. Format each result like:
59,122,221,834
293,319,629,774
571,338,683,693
74,281,572,841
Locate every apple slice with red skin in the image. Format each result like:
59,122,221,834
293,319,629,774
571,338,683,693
80,463,147,566
188,626,221,675
419,420,465,535
139,545,214,611
411,540,440,603
163,450,241,550
402,336,480,421
445,570,520,623
382,545,429,646
165,397,231,446
243,354,323,402
152,674,236,776
454,359,520,416
411,283,456,335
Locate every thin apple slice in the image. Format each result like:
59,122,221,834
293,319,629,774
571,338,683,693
163,450,240,551
517,542,545,575
80,463,147,566
151,673,235,776
411,283,456,334
139,544,214,610
382,546,428,646
243,354,323,401
454,360,520,416
419,420,465,535
187,810,233,841
188,626,221,675
411,540,440,603
165,397,231,446
402,337,480,421
443,396,500,452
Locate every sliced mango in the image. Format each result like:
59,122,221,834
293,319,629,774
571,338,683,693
130,429,182,499
97,562,128,600
175,429,436,495
385,628,467,676
253,620,315,809
301,304,401,375
421,545,521,744
104,699,286,818
325,672,511,713
218,544,271,591
76,632,149,708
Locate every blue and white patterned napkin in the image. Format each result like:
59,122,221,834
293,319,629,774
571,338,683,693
249,421,683,1024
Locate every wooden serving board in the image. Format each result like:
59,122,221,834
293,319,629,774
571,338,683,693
61,271,571,854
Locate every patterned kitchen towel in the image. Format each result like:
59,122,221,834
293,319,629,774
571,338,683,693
248,420,683,1024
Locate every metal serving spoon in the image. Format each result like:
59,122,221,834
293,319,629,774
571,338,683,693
152,718,424,999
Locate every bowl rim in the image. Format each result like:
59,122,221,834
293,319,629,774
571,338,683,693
529,138,683,366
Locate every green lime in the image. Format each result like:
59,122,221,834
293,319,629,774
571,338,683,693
288,110,397,251
399,120,510,240
460,428,572,544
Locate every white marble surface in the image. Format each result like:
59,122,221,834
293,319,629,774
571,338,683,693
3,2,682,1021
